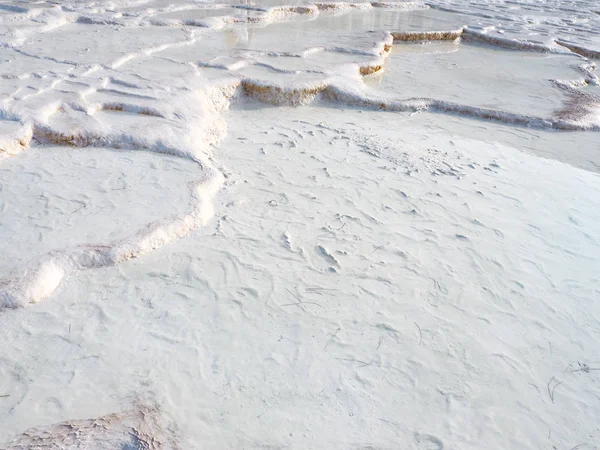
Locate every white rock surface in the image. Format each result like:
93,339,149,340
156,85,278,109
1,0,599,449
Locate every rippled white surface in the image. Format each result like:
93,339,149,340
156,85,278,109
1,0,599,449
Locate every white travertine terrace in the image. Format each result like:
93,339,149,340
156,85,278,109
1,1,599,448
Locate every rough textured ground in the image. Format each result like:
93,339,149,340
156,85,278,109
1,0,599,449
